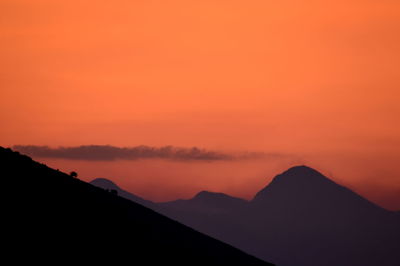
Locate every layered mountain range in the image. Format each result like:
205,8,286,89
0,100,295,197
92,166,400,266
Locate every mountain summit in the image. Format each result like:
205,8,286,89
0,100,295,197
252,165,386,216
270,165,332,184
253,165,338,201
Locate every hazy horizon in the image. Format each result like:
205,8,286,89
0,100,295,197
10,144,400,211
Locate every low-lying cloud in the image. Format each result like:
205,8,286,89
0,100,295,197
13,145,271,162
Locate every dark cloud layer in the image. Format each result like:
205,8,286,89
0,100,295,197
13,145,269,161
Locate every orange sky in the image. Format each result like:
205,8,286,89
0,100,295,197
1,1,400,209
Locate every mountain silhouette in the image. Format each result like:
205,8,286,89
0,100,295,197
252,165,388,217
160,191,248,213
2,147,272,265
242,166,400,266
90,178,153,207
97,165,400,266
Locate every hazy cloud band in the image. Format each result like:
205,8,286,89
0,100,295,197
13,145,271,161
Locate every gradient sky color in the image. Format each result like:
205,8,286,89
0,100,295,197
1,1,400,209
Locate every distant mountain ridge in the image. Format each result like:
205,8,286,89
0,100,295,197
2,147,272,265
91,165,400,266
159,191,248,212
91,178,153,207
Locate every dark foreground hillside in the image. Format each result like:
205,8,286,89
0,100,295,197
2,147,272,265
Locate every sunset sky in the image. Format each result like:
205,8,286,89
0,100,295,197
1,1,400,209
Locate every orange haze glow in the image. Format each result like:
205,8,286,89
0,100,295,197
1,1,400,209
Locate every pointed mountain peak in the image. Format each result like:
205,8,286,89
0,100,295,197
252,165,387,219
284,165,321,175
252,165,339,202
273,165,333,185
